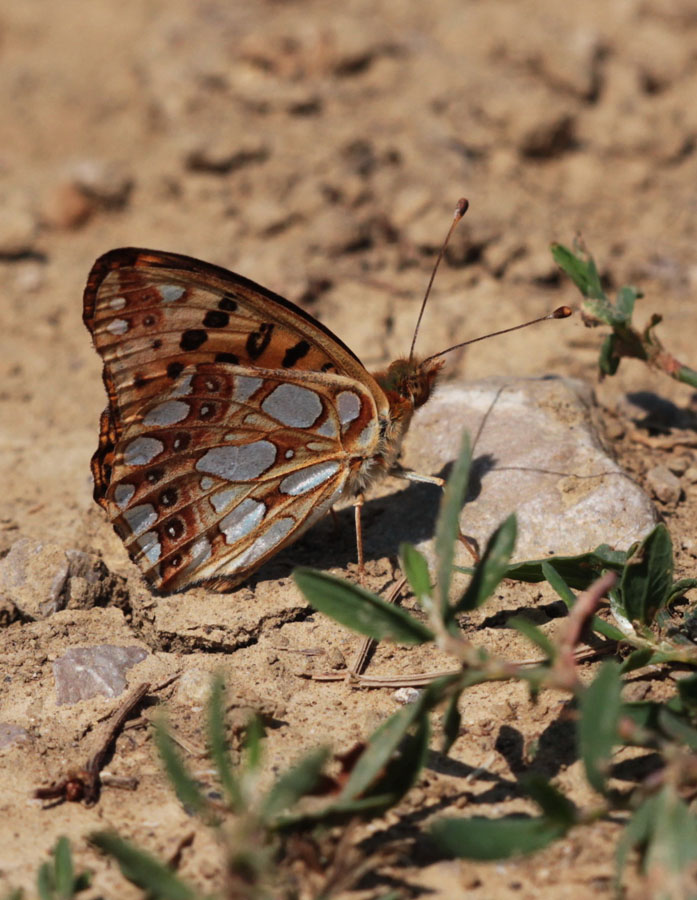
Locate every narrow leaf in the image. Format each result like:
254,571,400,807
521,775,576,827
542,561,626,642
441,693,462,755
615,285,638,322
435,430,472,619
616,795,658,887
53,837,74,900
620,524,673,625
153,717,209,818
294,569,434,644
506,545,627,590
261,747,329,823
399,543,432,602
657,708,697,751
90,832,197,900
643,785,697,884
367,714,430,803
454,514,516,615
340,675,458,802
36,865,53,900
579,661,622,794
206,673,242,811
243,713,265,773
551,242,605,300
432,814,566,860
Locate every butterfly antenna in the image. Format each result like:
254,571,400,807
421,305,573,366
408,197,469,364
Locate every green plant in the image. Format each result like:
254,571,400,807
551,238,697,387
2,837,92,900
90,668,438,898
294,431,697,894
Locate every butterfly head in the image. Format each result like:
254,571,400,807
374,356,445,414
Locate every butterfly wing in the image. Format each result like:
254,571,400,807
83,248,389,592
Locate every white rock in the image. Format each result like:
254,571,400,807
401,377,658,563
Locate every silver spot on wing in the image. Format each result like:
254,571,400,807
196,441,277,481
261,384,322,427
124,437,164,466
142,399,190,427
279,461,340,496
219,498,265,544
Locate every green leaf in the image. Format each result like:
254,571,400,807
619,647,657,674
340,675,458,802
521,775,576,827
369,714,430,803
599,334,620,376
90,832,197,900
153,717,210,819
551,243,605,300
53,837,75,900
432,814,567,860
579,661,622,794
36,864,53,900
206,673,242,811
677,672,697,712
454,515,517,615
261,747,330,823
506,544,627,590
399,543,432,602
615,285,638,322
508,617,556,660
640,786,697,886
620,525,674,625
294,569,434,645
542,561,625,642
658,708,697,751
441,692,462,755
435,430,472,619
616,794,658,888
243,713,265,773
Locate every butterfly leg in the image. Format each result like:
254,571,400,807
390,464,480,561
353,492,366,576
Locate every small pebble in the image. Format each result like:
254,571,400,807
646,464,682,504
667,455,692,476
393,687,421,704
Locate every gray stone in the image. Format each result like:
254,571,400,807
646,465,683,505
0,723,29,750
400,377,658,564
53,645,148,706
0,539,129,620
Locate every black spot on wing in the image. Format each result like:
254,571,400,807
246,322,274,360
203,309,229,328
282,339,311,368
167,361,184,379
181,329,208,351
218,295,237,311
215,352,239,364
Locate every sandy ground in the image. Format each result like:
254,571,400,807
2,1,697,896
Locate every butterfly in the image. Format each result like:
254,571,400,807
83,201,569,594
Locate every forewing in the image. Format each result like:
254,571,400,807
101,363,382,593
